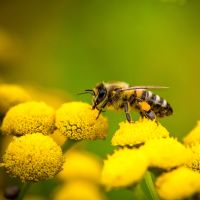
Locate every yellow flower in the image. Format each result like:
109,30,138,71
24,85,71,109
184,121,200,146
0,133,63,182
112,118,169,147
101,148,148,189
0,84,31,117
1,101,55,136
156,167,200,200
53,180,105,200
186,144,200,173
50,129,67,146
141,138,191,170
57,149,102,183
55,102,108,140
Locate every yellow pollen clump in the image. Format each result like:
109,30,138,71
0,84,31,117
111,118,169,147
57,150,102,183
186,144,200,173
55,102,108,140
1,101,55,136
0,133,64,182
138,102,151,111
53,180,105,200
141,137,191,170
101,148,148,189
156,167,200,200
184,121,200,146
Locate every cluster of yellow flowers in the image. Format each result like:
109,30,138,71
0,83,108,199
54,149,106,200
101,118,200,200
1,83,200,200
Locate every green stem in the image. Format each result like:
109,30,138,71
61,139,77,152
17,183,30,200
141,171,160,200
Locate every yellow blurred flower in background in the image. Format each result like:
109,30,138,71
141,137,191,170
24,85,71,109
101,148,148,189
1,101,55,136
184,121,200,146
57,149,102,183
53,180,106,200
0,133,63,182
55,102,108,140
111,118,169,147
0,84,31,118
156,167,200,200
0,30,23,66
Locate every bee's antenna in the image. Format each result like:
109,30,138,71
77,89,95,95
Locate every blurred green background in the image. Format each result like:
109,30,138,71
0,0,200,199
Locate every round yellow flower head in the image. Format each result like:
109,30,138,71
57,149,102,183
141,137,191,170
55,102,108,140
1,101,55,136
112,118,169,147
50,129,67,146
0,133,64,182
186,144,200,173
156,167,200,200
101,148,148,189
184,121,200,146
0,84,31,117
54,180,105,200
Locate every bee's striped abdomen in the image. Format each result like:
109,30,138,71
140,90,173,117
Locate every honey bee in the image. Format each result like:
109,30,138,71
80,82,173,122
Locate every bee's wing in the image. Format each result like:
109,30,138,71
120,86,169,91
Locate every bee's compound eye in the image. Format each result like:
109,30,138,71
98,89,106,98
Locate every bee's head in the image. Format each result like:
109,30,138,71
92,83,107,109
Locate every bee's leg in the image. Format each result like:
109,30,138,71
96,109,102,119
145,110,156,120
124,102,132,123
137,101,155,120
140,110,156,121
96,100,108,119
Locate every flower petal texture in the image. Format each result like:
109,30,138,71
50,129,67,146
57,149,102,183
0,84,30,117
112,118,169,147
101,148,148,189
156,167,200,200
184,121,200,146
55,102,108,140
141,138,191,170
1,133,63,182
186,144,200,173
54,180,105,200
1,101,55,136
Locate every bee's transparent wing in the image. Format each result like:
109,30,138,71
120,86,169,91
